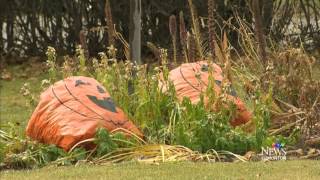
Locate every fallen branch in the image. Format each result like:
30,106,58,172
305,137,320,146
269,118,306,136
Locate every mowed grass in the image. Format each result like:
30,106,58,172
1,63,320,179
1,161,320,180
0,63,47,136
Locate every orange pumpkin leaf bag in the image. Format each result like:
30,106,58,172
26,76,143,151
159,61,251,126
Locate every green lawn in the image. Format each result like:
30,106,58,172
1,63,320,179
1,161,320,180
0,64,46,136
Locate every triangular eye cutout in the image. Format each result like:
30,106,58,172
229,87,237,97
97,85,106,93
215,80,222,86
75,79,90,87
201,64,209,72
87,95,117,113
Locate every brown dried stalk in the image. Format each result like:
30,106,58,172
207,0,217,62
105,0,115,46
169,15,177,64
146,42,161,63
187,0,204,59
187,33,196,62
179,11,188,62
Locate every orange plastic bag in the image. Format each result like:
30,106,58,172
159,61,251,126
26,76,143,151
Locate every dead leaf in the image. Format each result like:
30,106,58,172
1,69,12,80
244,151,256,160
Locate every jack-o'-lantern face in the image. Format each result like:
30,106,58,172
64,77,119,114
197,63,252,126
74,79,117,113
59,76,143,136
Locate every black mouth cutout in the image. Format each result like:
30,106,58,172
87,95,117,113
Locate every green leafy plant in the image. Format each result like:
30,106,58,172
95,128,118,156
